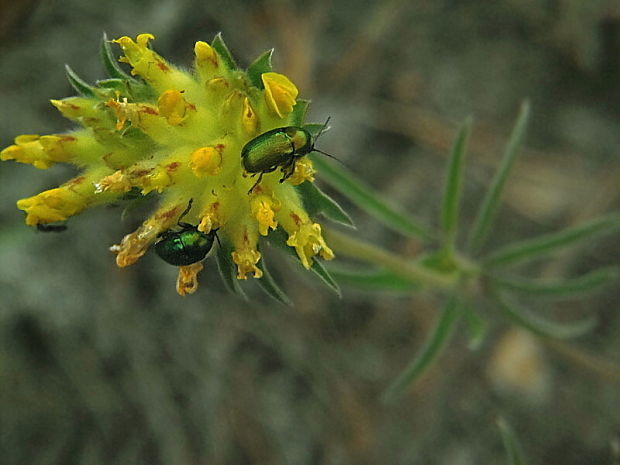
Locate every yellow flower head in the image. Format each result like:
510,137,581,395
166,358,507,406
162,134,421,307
2,33,340,296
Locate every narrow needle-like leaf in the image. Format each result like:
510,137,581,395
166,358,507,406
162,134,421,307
65,65,96,97
441,117,472,249
497,417,528,465
296,181,355,228
310,259,342,296
467,101,530,253
462,303,488,350
382,295,462,402
484,214,620,268
493,266,620,298
215,241,247,299
264,228,341,296
311,155,434,240
325,263,420,293
493,290,596,339
255,244,292,306
101,32,132,79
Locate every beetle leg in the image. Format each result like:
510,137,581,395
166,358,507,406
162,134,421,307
248,172,264,194
279,157,296,183
177,198,194,226
212,229,222,249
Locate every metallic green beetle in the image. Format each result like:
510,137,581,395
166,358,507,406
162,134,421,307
241,118,334,193
154,200,219,266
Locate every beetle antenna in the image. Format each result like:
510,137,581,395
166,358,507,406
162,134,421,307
310,117,346,166
178,198,194,225
313,116,331,143
312,148,346,166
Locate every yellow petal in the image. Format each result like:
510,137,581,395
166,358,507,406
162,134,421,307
94,170,132,193
112,34,194,93
287,158,316,185
189,145,223,177
1,134,77,169
17,184,87,225
250,194,280,236
286,222,334,269
113,34,161,75
241,97,258,136
176,262,204,296
198,200,224,233
262,72,299,118
105,98,173,144
232,247,263,279
111,203,183,267
158,89,192,126
194,41,219,70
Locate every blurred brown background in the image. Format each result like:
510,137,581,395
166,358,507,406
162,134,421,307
1,1,620,464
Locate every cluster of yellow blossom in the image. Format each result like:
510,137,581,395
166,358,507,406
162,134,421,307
1,33,334,295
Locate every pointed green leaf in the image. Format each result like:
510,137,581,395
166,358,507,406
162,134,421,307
255,244,292,306
382,295,462,402
497,417,528,465
127,80,157,102
295,181,355,228
467,101,530,252
211,33,237,70
493,290,596,339
463,303,488,350
303,122,329,135
265,228,341,296
65,65,96,97
485,214,620,268
247,48,273,89
441,117,472,248
215,240,247,299
310,259,342,296
310,155,434,240
493,266,620,298
291,99,310,126
96,78,126,90
101,32,132,79
325,263,420,293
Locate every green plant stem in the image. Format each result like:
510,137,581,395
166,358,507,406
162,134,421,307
323,227,456,290
543,339,620,383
